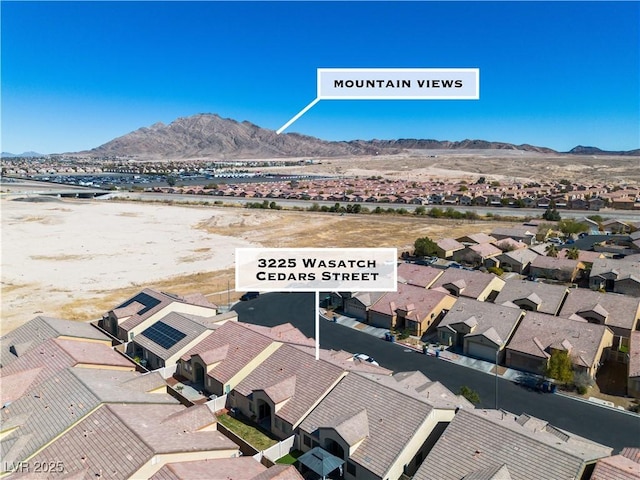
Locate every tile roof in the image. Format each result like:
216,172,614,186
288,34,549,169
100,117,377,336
360,370,474,410
494,280,568,315
559,289,640,332
180,322,283,384
369,283,453,319
557,249,603,263
150,458,267,480
108,403,235,454
413,408,612,480
530,255,582,271
242,323,315,347
1,368,177,469
431,269,504,300
133,312,211,360
469,243,502,258
437,238,465,252
498,248,539,267
458,233,497,245
506,312,611,368
0,338,134,395
1,316,109,368
591,258,640,281
115,288,218,332
299,372,435,478
397,264,444,288
249,465,304,480
347,291,387,308
293,347,392,375
494,238,528,250
10,404,154,480
235,344,345,426
439,298,524,348
591,454,640,480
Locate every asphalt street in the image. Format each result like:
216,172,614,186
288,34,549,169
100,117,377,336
233,292,640,453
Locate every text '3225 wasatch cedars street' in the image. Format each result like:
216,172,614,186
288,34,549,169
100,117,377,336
236,248,398,292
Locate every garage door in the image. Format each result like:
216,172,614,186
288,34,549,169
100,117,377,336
466,341,497,362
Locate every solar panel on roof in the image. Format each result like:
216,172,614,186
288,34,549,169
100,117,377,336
116,292,162,315
141,321,187,350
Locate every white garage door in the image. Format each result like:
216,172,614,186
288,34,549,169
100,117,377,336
467,341,497,362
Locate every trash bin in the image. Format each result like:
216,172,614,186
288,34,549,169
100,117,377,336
389,334,396,343
332,315,337,323
435,350,440,358
550,384,557,394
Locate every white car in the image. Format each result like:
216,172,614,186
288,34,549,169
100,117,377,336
353,353,380,366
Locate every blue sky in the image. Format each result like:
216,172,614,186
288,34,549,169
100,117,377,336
1,1,638,153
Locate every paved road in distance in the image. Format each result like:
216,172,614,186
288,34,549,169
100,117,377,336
233,292,640,453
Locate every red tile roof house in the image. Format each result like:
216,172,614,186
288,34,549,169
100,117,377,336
367,283,457,336
429,268,505,302
178,322,314,397
437,298,524,363
494,279,569,315
228,344,347,441
505,312,614,378
11,403,240,480
559,289,640,352
99,288,219,342
591,447,640,480
413,408,612,480
590,258,640,297
529,255,585,283
297,371,472,480
629,332,640,399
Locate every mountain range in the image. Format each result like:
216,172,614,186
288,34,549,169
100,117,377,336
4,114,638,158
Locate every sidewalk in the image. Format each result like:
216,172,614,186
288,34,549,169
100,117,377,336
321,309,637,415
321,309,521,379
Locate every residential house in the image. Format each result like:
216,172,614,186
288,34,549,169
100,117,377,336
1,315,112,369
368,283,456,336
590,258,640,297
491,227,537,245
557,248,604,264
559,289,640,352
0,368,178,473
494,237,529,251
343,292,386,321
505,312,613,378
16,403,240,479
435,238,465,259
589,197,606,211
456,233,497,245
298,371,472,480
229,344,347,440
494,280,569,315
452,243,502,267
591,447,640,480
178,321,313,397
497,248,539,274
430,269,505,302
529,255,585,283
100,288,219,342
602,219,631,234
629,332,640,399
0,337,136,403
413,408,612,480
131,311,229,370
397,263,443,288
437,298,524,362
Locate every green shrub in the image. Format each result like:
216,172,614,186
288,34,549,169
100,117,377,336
487,267,504,276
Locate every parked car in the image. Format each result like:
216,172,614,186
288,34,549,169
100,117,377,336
353,353,379,366
240,291,260,301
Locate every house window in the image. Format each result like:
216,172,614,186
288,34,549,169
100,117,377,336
347,461,356,475
249,403,254,413
303,434,311,447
